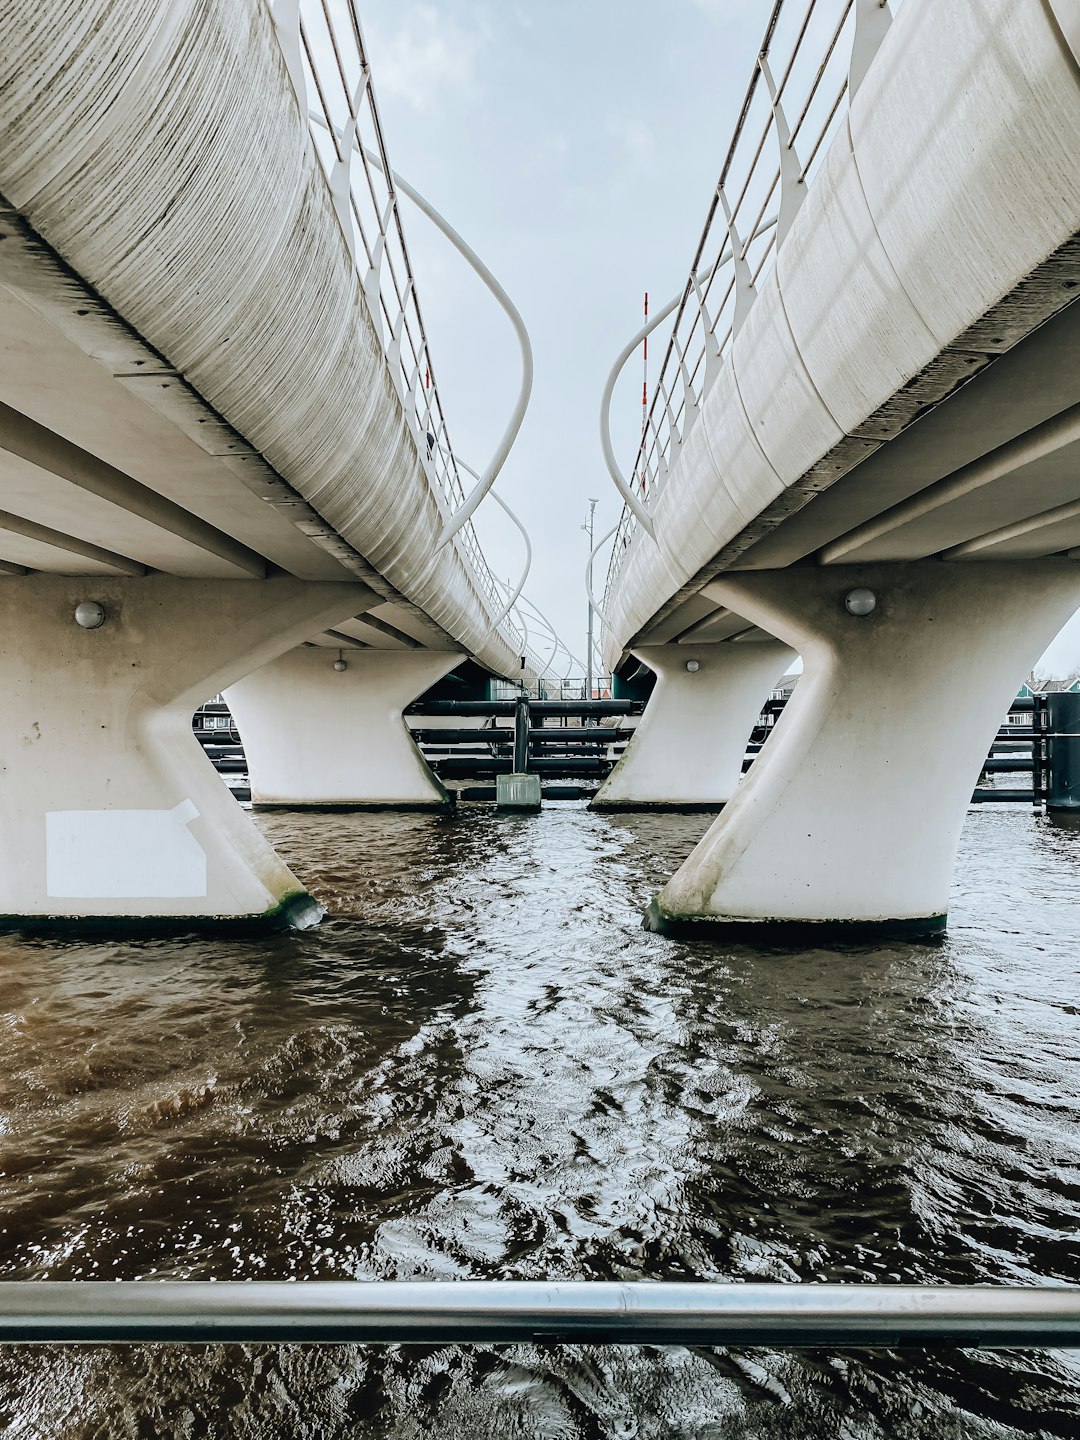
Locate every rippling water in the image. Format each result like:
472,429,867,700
1,803,1079,1437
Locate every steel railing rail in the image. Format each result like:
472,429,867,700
586,521,619,633
357,147,534,551
601,0,902,617
523,602,583,682
432,446,534,644
1,1282,1078,1346
500,589,561,678
493,578,545,677
265,0,530,661
492,588,585,681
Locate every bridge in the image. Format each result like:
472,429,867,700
0,0,541,930
596,0,1080,938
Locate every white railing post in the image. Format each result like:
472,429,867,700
599,0,905,633
719,188,757,337
759,54,806,246
360,150,534,550
850,0,892,98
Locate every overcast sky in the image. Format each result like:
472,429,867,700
357,0,1080,679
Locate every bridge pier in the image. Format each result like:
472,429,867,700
226,648,464,809
0,573,375,933
646,561,1080,941
591,640,795,810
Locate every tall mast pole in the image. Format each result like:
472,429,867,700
642,291,648,496
585,497,598,701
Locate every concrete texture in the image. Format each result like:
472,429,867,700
496,774,542,811
226,648,464,808
647,561,1080,936
592,640,795,809
603,0,1080,667
0,0,523,676
0,573,373,928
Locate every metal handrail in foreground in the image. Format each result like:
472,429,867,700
2,1282,1079,1346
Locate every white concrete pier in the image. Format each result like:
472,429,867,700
226,648,465,810
591,640,794,810
646,562,1080,939
0,574,375,931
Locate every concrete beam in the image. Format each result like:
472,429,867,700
819,402,1080,564
0,401,268,579
348,611,424,649
944,496,1080,560
0,506,146,575
321,628,370,649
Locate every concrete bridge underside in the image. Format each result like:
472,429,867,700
601,0,1080,938
0,0,527,930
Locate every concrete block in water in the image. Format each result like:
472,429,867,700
496,773,541,811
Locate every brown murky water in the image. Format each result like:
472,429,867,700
0,803,1078,1437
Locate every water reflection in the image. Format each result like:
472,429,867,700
0,804,1078,1436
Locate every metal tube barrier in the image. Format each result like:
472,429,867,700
1034,692,1049,805
1,1283,1079,1347
513,695,531,774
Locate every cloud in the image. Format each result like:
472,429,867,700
362,3,491,115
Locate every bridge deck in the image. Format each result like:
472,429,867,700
604,0,1080,665
0,0,525,676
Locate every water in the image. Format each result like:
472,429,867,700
1,803,1079,1437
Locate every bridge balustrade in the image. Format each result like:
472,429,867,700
265,0,527,659
602,0,906,613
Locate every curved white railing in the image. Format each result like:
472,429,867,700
265,0,531,660
517,594,583,680
490,583,581,687
358,148,533,550
601,0,902,612
599,296,680,538
434,449,531,640
585,521,619,633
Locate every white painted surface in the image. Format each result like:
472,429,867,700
592,641,795,808
654,561,1080,927
732,265,844,481
776,121,936,436
1047,0,1080,63
46,800,206,899
603,0,1080,667
226,648,465,807
694,362,785,535
0,573,373,921
851,0,1080,347
496,773,542,811
733,301,1080,574
0,258,354,581
0,0,524,676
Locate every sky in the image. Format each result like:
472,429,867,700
356,0,1080,680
